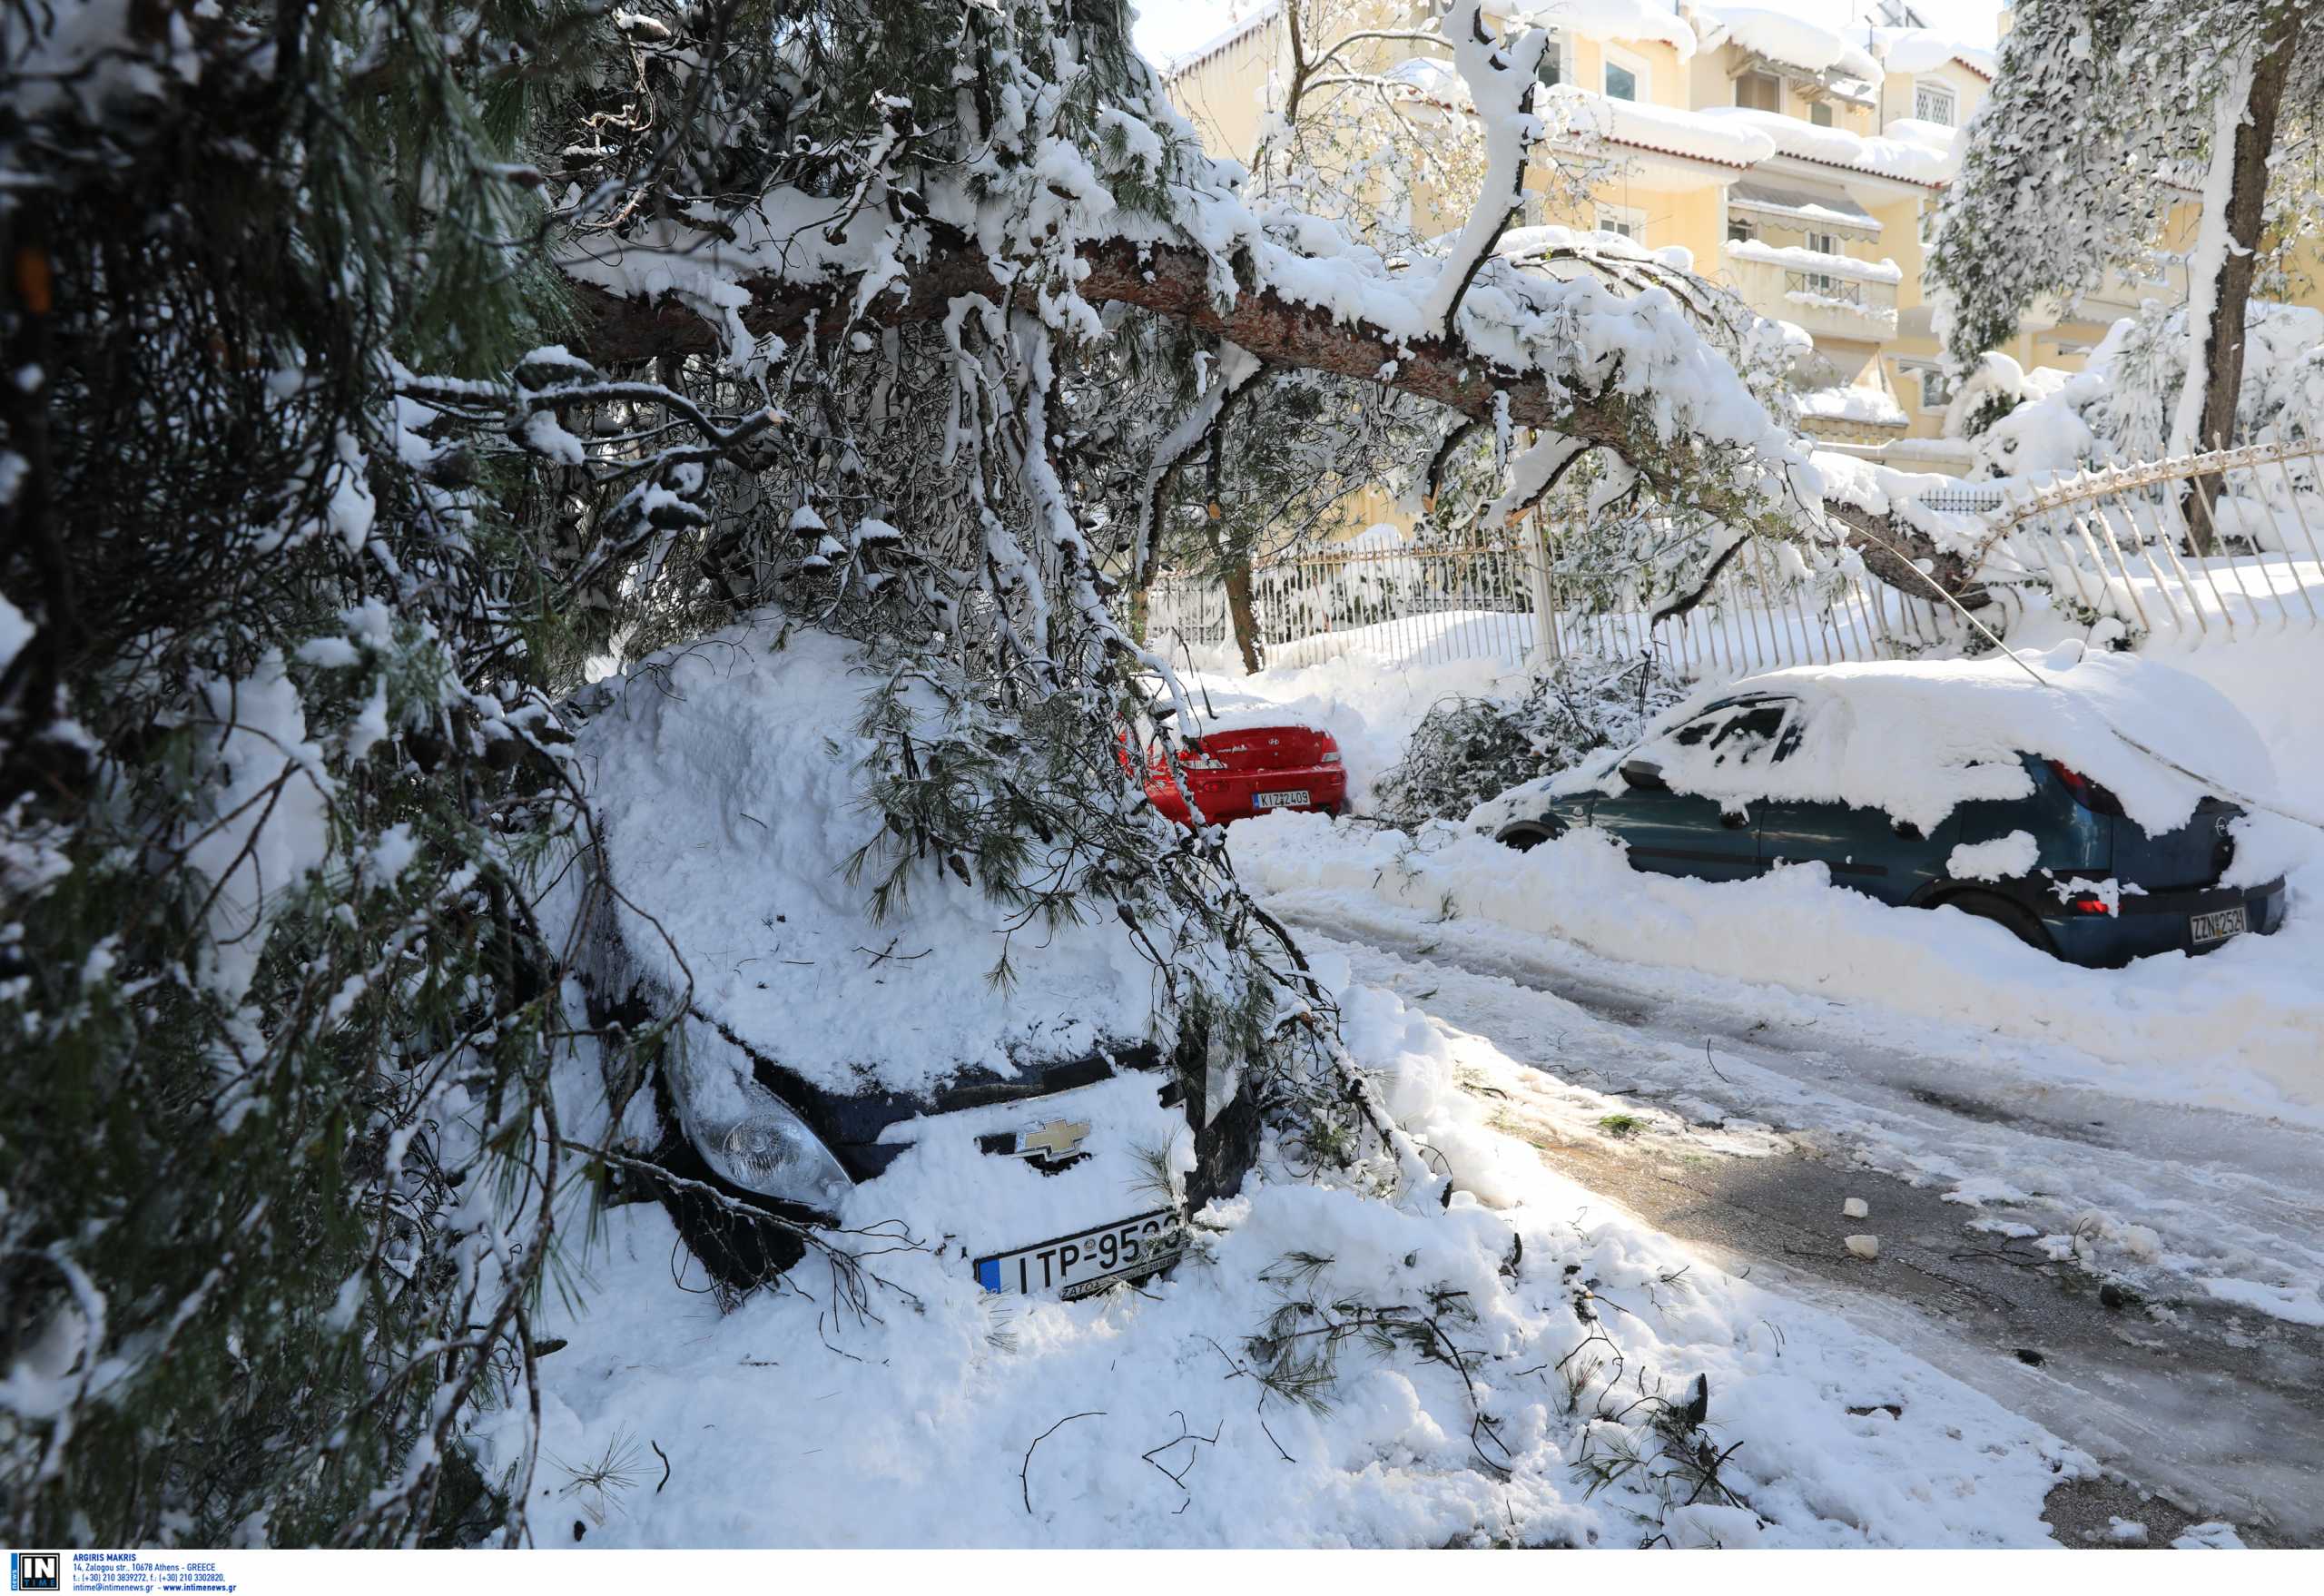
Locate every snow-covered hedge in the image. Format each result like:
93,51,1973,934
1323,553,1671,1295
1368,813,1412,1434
1371,655,1686,832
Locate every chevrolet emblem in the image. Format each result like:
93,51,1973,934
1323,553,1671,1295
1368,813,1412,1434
1014,1119,1091,1159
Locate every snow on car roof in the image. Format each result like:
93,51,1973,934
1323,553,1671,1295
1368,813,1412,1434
564,614,1165,1097
1509,645,2285,839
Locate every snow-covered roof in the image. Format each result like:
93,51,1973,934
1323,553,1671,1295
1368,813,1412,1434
1727,179,1881,238
1696,5,1881,85
1157,1,1283,79
1702,104,1956,184
1870,25,1996,80
1548,83,1777,169
1506,0,1700,58
1393,68,1777,171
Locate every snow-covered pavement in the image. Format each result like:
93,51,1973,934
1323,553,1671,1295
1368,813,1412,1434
1242,850,2324,1540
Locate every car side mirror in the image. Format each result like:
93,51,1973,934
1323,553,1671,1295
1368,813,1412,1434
1620,758,1668,792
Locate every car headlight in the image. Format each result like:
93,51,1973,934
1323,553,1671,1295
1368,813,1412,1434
693,1079,852,1213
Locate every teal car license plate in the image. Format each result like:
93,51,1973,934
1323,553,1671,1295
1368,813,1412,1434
2190,905,2247,946
974,1207,1187,1299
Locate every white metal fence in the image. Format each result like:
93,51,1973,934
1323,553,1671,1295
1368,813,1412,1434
1147,539,1541,670
1145,527,1955,676
1144,439,2324,678
1974,438,2324,643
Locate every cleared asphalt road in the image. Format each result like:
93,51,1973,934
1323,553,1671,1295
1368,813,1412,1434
1275,901,2324,1547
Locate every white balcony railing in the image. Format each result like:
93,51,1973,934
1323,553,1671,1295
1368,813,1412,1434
1720,245,1901,340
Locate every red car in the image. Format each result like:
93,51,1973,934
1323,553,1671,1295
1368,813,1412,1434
1124,720,1347,825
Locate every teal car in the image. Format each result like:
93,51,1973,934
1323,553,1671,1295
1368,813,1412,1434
1486,688,2288,968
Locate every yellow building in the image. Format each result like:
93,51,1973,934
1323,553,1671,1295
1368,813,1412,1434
1161,2,2233,474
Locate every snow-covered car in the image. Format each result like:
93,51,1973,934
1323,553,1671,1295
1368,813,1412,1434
1472,650,2297,968
1122,716,1347,825
565,618,1256,1294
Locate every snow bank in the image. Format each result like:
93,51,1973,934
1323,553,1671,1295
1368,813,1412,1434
1506,645,2285,842
1230,816,2324,1116
566,616,1161,1095
495,970,2091,1547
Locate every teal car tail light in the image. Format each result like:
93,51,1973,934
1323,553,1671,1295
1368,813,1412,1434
2048,761,2124,815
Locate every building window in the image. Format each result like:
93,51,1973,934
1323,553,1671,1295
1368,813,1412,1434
1914,83,1956,125
1597,205,1644,241
1809,99,1833,127
1600,44,1649,103
1803,232,1839,291
1533,30,1565,89
1735,71,1781,113
1727,215,1756,243
1918,367,1955,409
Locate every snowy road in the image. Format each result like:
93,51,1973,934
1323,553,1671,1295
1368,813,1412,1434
1267,892,2324,1543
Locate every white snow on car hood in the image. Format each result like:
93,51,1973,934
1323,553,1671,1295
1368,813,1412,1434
565,615,1164,1097
1480,645,2286,842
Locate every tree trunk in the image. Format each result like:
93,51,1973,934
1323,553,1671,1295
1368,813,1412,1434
1222,558,1264,675
2179,8,2297,551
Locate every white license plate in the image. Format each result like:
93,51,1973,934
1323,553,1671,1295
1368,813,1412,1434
2190,905,2247,945
1255,789,1310,809
973,1207,1187,1299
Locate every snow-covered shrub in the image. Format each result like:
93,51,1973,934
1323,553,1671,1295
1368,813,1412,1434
1373,655,1686,831
1968,303,2324,480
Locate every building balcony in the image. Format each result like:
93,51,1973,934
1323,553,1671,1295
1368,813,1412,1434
1719,241,1901,343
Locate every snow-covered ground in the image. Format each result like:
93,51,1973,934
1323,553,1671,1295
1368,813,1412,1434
493,962,2096,1548
1235,813,2324,1120
509,603,2324,1546
499,615,2144,1550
